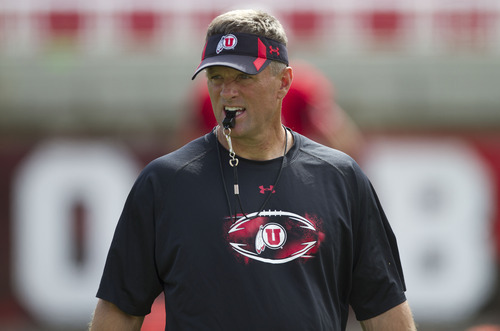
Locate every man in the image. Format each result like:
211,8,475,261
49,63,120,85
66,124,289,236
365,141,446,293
90,9,416,331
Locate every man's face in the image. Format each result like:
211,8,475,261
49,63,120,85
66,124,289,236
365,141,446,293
205,65,286,140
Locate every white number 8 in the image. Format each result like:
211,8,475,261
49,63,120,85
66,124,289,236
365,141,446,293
363,138,496,324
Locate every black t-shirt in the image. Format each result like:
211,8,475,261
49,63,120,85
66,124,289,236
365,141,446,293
97,130,406,331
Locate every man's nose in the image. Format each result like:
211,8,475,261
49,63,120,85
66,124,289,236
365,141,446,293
220,80,238,100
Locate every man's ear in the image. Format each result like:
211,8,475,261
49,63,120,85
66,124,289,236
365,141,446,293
277,66,293,99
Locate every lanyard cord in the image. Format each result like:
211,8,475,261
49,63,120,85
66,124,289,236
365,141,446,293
216,126,288,222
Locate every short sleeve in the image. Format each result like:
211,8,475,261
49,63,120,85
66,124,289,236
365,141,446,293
96,168,163,316
349,170,407,321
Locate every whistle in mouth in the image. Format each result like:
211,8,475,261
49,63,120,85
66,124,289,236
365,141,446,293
223,111,236,129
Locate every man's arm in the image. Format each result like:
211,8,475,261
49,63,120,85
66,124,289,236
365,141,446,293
360,301,416,331
89,299,144,331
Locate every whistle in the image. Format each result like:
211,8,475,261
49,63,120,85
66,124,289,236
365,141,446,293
223,111,236,129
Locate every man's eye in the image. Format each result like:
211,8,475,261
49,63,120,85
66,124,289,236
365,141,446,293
209,75,223,83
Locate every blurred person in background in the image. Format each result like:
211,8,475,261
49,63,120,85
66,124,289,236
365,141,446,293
177,59,364,159
89,9,415,331
467,325,500,331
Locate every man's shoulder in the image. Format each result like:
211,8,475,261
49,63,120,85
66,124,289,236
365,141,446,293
146,134,215,174
294,132,355,166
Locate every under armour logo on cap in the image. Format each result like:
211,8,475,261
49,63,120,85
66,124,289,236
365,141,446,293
269,46,280,55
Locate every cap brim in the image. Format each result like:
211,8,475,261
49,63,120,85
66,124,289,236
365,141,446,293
191,55,271,80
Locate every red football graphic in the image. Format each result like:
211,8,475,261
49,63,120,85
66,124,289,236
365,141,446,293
225,210,323,264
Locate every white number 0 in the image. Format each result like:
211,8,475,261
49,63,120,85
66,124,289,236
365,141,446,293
13,140,139,326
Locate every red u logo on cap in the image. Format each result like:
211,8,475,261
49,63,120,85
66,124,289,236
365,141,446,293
216,34,238,54
224,37,235,47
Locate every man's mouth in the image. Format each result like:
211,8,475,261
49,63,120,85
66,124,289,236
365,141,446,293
224,106,245,117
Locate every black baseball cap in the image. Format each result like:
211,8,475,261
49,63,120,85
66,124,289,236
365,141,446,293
192,32,289,80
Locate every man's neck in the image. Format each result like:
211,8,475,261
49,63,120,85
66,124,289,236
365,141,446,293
216,125,292,161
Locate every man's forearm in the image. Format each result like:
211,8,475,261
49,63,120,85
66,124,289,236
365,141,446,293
360,301,416,331
89,299,144,331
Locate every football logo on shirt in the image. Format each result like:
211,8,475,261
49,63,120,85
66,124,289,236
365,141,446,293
224,210,324,264
256,223,287,253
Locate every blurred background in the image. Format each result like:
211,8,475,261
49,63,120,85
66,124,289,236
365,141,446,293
1,0,499,330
